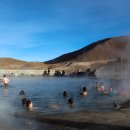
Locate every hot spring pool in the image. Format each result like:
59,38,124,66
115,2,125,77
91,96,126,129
0,76,129,130
0,76,128,114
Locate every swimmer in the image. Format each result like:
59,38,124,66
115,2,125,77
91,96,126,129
26,99,33,110
80,86,88,96
95,82,100,92
109,87,113,93
63,91,68,97
102,89,109,95
99,82,105,92
22,98,27,105
19,90,26,99
68,97,73,105
19,90,25,96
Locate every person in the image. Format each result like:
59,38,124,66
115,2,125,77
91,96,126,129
19,90,25,96
19,90,26,99
80,86,88,96
95,82,100,92
109,87,113,93
26,99,33,111
68,97,73,105
22,98,27,105
3,75,9,87
63,91,68,97
99,82,105,92
102,89,109,95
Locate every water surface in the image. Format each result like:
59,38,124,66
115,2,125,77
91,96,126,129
0,76,128,130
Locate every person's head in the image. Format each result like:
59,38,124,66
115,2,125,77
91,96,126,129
63,91,67,97
26,99,33,109
83,87,87,92
68,97,73,104
20,90,25,95
3,75,6,77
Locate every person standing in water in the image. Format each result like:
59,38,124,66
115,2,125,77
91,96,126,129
3,75,9,86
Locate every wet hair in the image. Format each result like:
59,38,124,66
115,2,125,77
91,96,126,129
26,100,32,108
83,87,87,92
22,98,27,105
63,91,67,97
68,97,73,104
19,90,25,95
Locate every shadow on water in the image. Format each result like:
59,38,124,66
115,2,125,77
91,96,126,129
13,112,130,130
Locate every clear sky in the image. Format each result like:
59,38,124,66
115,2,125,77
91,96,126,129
0,0,130,62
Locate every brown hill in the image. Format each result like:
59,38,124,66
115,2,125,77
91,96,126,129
0,58,44,69
0,36,130,71
45,36,130,64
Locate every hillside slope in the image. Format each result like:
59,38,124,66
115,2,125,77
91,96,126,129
45,36,130,64
0,58,44,69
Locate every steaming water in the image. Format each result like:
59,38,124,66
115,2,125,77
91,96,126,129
0,76,129,130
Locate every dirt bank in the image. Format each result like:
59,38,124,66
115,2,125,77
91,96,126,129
13,108,130,130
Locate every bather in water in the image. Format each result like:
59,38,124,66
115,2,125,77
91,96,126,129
80,86,88,96
68,97,74,105
26,99,33,111
63,91,68,97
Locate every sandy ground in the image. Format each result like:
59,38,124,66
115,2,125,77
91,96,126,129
13,108,130,130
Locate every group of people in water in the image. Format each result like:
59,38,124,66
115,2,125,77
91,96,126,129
19,90,33,111
62,82,113,106
1,74,115,111
95,82,113,95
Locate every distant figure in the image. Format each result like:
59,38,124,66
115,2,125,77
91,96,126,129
68,97,73,105
3,75,9,87
109,87,113,93
99,82,105,92
95,82,100,92
102,89,109,95
80,86,88,96
47,68,50,75
19,90,25,96
19,90,26,99
63,91,68,97
26,99,33,111
61,70,65,76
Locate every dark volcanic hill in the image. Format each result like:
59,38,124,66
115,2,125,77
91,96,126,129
45,36,130,64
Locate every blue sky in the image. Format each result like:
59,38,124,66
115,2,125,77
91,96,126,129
0,0,130,61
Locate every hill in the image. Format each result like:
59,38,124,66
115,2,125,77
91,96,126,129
0,58,44,69
45,36,130,64
0,36,130,73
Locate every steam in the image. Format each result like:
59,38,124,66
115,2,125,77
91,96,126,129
96,36,130,98
0,88,57,130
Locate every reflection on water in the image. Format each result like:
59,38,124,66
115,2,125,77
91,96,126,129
0,76,129,130
3,87,8,96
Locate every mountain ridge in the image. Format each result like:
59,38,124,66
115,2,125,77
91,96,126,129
0,36,130,70
45,36,130,64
